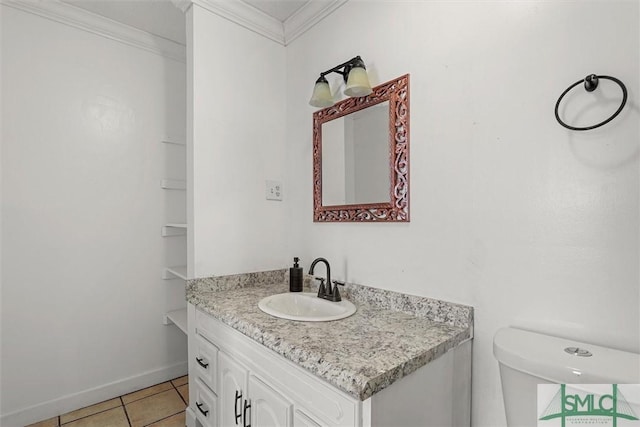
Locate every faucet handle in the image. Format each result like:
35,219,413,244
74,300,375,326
330,280,344,302
315,278,327,298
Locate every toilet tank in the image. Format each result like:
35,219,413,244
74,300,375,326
493,327,640,427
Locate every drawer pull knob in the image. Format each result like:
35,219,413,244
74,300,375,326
196,401,209,417
196,357,209,369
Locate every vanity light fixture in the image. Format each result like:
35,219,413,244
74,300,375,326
309,56,373,108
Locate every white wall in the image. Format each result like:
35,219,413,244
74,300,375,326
188,3,288,278
1,5,187,425
0,5,4,418
285,1,639,426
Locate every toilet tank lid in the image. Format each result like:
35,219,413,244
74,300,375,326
493,327,640,384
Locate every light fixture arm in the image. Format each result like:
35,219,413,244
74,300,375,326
318,56,366,83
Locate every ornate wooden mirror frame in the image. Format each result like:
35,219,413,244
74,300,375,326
312,74,410,222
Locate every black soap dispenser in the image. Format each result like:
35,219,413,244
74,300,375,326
290,257,303,292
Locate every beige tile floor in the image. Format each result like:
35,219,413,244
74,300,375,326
26,376,189,427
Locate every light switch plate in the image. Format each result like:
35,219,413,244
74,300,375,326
266,180,283,201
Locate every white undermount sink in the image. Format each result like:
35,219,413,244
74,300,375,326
258,292,356,322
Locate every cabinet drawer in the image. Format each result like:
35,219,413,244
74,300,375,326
194,333,218,392
195,309,217,337
193,378,217,427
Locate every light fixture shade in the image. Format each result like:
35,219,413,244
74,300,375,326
309,80,333,108
344,67,372,97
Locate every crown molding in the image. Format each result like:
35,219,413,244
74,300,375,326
170,0,193,13
3,0,348,53
191,0,348,46
283,0,348,45
1,0,186,62
194,0,284,44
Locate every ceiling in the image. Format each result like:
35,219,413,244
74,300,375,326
63,0,312,45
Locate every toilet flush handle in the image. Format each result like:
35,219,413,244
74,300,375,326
564,347,593,357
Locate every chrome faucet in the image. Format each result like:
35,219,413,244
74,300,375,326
308,257,343,302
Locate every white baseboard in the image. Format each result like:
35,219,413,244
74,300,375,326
1,361,188,427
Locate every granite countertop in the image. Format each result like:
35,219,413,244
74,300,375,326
187,270,473,401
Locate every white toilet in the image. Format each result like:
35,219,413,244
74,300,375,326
493,327,640,427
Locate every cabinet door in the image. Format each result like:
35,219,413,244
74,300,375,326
219,351,248,427
293,410,322,427
249,374,293,427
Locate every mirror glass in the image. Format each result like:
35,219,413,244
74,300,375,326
312,74,410,222
321,102,390,206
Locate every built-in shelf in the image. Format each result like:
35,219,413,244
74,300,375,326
165,223,187,228
163,308,187,334
162,223,187,237
163,266,188,280
161,138,185,146
161,136,187,331
161,179,186,190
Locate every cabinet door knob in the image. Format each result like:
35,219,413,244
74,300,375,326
196,401,209,417
243,399,252,427
234,390,243,425
196,357,209,369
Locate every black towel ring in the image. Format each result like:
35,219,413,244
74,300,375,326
554,74,627,131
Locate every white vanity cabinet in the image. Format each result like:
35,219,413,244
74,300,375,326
186,303,358,427
186,303,471,427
